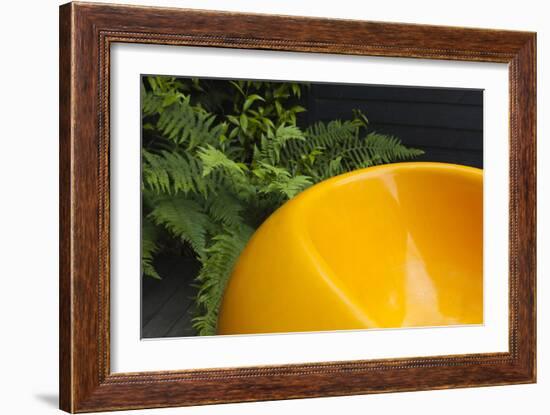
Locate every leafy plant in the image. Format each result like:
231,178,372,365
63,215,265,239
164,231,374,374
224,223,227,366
141,75,424,335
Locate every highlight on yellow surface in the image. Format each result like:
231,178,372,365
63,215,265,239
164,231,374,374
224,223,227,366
217,162,483,335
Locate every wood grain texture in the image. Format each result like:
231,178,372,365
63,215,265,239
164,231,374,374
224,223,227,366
59,2,537,412
59,4,73,411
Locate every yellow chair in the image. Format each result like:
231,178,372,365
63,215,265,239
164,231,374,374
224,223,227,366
217,162,483,335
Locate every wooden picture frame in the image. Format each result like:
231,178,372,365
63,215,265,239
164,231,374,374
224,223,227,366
59,2,536,412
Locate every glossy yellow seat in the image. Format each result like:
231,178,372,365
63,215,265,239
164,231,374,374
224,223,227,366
218,162,483,335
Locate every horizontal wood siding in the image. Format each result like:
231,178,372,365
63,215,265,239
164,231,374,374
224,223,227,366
141,257,199,338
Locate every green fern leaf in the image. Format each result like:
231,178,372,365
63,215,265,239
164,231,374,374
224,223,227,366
156,100,225,148
206,191,244,227
255,124,305,165
142,149,210,196
148,196,209,257
198,145,246,177
262,174,312,199
141,218,160,280
193,224,254,335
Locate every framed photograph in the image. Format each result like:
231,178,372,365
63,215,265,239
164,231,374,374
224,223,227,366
59,2,536,412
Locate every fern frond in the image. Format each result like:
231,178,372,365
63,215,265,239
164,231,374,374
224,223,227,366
322,132,424,170
327,156,344,177
148,196,210,257
141,218,160,279
142,91,166,116
255,124,305,165
280,119,359,167
206,191,244,227
156,100,226,149
141,78,187,116
362,133,425,163
198,145,246,177
274,124,305,143
142,149,211,196
252,161,290,179
193,224,254,335
307,119,360,147
262,174,312,199
197,145,254,199
252,161,311,199
300,125,424,180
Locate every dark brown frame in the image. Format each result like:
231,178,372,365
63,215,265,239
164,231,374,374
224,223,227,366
59,2,536,412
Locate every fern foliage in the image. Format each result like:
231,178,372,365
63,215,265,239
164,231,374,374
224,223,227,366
141,76,424,335
192,224,255,335
142,150,211,196
141,218,160,280
157,101,226,149
148,196,210,258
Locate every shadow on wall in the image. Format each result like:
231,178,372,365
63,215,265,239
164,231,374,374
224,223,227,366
34,393,58,408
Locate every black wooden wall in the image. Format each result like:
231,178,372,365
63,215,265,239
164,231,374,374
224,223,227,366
304,84,483,168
